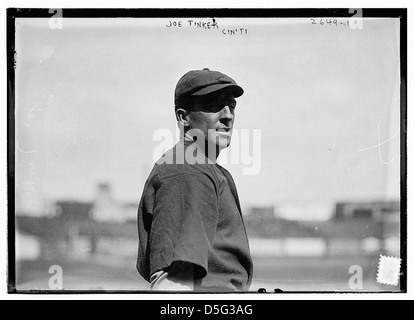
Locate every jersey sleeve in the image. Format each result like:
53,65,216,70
149,172,219,279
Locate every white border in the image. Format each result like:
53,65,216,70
1,0,412,301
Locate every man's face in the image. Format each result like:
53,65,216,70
187,89,237,151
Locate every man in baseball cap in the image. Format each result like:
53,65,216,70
174,68,244,156
137,69,253,292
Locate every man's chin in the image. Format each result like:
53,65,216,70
217,138,231,150
207,135,232,152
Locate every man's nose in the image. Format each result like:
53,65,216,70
220,106,234,121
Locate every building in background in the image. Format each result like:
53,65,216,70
55,200,94,221
52,183,137,223
245,200,401,258
334,201,400,222
91,183,124,223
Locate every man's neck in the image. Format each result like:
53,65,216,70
182,132,220,164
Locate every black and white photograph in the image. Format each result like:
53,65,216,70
6,8,408,297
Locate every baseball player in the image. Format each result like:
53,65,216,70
137,68,253,291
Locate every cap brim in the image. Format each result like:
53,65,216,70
191,83,244,98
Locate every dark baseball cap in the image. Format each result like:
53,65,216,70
175,68,244,106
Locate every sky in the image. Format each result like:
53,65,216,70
14,17,401,217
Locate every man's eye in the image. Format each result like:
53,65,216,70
208,104,225,111
205,102,236,112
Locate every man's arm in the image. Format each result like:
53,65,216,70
148,173,219,284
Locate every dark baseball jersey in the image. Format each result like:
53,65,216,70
137,140,253,291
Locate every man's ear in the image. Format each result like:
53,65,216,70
175,108,191,128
